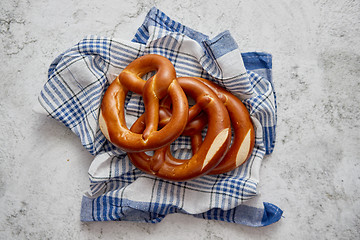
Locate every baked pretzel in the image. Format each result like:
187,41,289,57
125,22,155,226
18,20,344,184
99,54,189,152
128,77,231,181
156,77,255,175
194,78,255,174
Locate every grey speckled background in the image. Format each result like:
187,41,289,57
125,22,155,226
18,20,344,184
0,0,359,239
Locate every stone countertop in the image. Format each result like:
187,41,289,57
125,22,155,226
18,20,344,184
1,0,359,239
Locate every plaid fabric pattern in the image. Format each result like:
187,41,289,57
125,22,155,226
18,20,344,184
38,7,282,226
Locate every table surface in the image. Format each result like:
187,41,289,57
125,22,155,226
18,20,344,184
1,0,359,239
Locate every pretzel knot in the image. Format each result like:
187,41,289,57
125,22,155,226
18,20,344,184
99,54,189,152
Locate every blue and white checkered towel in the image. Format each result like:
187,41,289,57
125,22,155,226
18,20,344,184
38,7,282,226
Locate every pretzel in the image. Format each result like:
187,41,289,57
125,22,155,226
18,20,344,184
155,77,255,175
99,54,189,152
194,78,255,175
128,77,231,181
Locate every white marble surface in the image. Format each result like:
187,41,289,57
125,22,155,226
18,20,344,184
1,0,359,239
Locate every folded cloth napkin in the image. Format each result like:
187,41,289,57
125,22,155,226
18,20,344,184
38,7,282,226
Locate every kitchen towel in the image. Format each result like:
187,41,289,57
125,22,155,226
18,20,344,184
38,7,282,226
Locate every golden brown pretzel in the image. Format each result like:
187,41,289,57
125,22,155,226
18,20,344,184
99,54,189,152
127,77,231,181
194,78,255,174
156,77,255,175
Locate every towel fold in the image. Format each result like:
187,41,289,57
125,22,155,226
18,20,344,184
38,7,282,226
